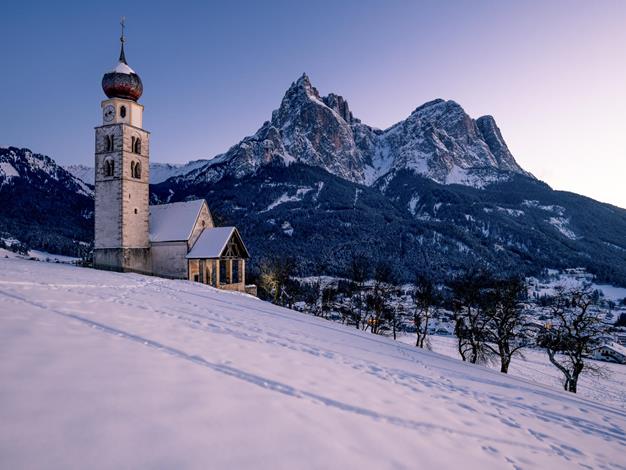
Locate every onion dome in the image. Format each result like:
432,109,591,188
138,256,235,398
101,21,143,101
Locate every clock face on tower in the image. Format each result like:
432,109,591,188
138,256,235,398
103,105,116,122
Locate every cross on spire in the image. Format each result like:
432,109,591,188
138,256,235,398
119,16,127,64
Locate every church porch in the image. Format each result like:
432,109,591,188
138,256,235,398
187,258,246,292
186,227,253,295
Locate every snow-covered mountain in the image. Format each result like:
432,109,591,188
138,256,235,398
2,147,92,196
1,257,624,469
148,160,209,184
4,75,626,287
64,160,208,185
172,74,530,188
154,163,626,286
61,73,531,191
0,147,93,257
62,164,94,185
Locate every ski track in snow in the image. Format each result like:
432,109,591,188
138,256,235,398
1,259,625,469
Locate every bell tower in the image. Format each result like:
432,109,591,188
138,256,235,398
94,19,151,273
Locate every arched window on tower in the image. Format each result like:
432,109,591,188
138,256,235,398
104,158,114,177
131,161,141,179
134,138,141,154
105,135,113,152
120,106,127,118
131,136,136,153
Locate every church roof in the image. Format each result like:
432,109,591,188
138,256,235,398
186,227,250,259
149,200,206,242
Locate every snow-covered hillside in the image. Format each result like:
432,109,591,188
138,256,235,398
1,258,625,469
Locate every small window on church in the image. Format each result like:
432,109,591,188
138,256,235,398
134,138,141,154
105,135,113,152
134,208,138,214
131,161,141,179
120,106,126,118
201,220,206,228
131,137,136,153
104,159,114,177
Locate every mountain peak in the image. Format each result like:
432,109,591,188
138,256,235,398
287,72,320,100
199,78,531,188
412,98,447,113
295,72,311,86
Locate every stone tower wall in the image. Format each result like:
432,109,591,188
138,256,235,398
94,98,151,273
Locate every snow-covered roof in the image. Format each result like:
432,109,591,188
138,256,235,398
186,227,249,259
149,200,205,242
597,342,626,357
113,61,136,74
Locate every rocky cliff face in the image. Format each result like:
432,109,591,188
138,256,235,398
172,74,530,189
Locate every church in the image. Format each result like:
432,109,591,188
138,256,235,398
93,26,254,295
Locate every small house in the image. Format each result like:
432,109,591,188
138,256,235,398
591,343,626,364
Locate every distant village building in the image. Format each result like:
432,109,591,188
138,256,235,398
590,343,626,365
93,23,253,294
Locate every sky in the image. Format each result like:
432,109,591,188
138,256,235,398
1,0,625,208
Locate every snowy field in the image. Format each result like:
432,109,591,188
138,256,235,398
1,258,625,469
411,336,626,410
0,247,79,264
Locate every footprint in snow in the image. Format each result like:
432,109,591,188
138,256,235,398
481,445,499,455
457,403,477,412
527,428,548,442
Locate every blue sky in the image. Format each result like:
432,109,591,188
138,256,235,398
2,0,625,207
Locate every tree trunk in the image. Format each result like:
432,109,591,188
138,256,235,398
458,338,467,361
419,314,430,348
499,343,510,373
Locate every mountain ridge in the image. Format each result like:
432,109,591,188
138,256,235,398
167,74,531,189
2,75,626,285
0,146,93,257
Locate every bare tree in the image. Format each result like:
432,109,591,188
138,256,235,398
451,270,495,364
482,277,532,373
348,254,370,329
321,285,338,318
537,285,608,393
412,274,439,348
365,262,395,335
389,287,410,340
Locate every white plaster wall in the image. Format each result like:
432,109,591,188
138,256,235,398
100,98,143,128
151,242,188,278
129,102,143,128
188,203,215,248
